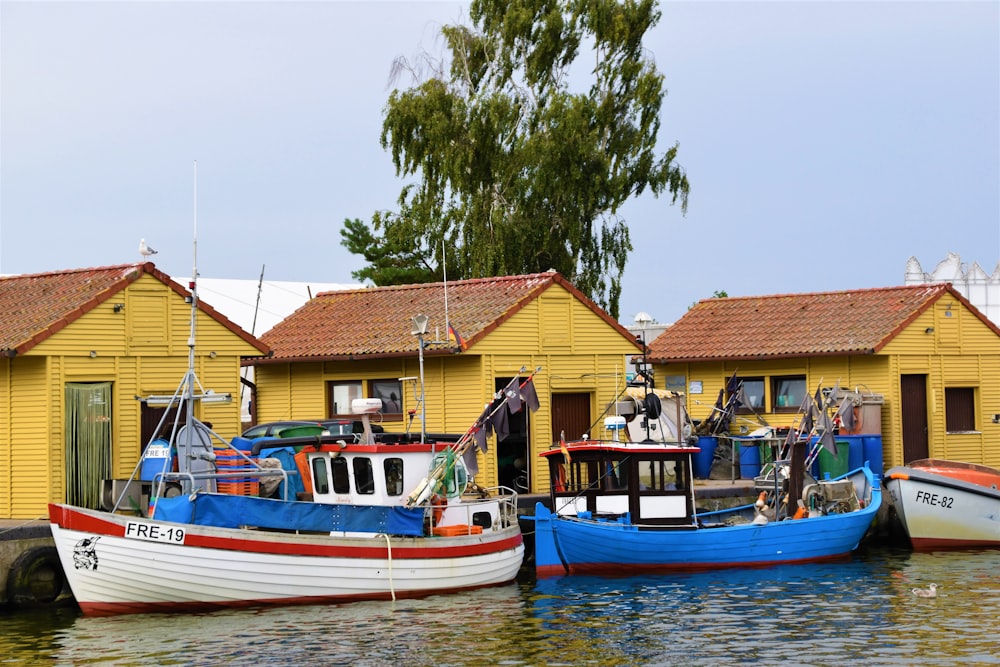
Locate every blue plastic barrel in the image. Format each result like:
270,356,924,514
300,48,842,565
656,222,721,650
693,436,718,479
862,435,884,478
738,441,762,479
140,438,173,481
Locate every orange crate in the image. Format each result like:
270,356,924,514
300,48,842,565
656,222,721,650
431,524,483,537
217,479,259,496
215,453,259,496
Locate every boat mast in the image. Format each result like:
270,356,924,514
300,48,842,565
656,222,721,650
185,160,198,435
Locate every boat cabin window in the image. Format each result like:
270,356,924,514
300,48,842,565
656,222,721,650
560,459,600,494
353,458,375,494
636,458,685,492
604,458,629,490
312,458,330,494
331,457,350,494
384,458,404,496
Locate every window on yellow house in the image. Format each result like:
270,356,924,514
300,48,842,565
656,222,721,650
772,376,806,413
945,387,976,432
328,380,403,419
370,379,404,418
732,377,765,414
329,381,363,417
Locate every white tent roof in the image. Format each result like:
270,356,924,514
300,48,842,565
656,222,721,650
191,278,357,337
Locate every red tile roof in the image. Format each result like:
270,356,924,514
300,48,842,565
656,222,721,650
647,284,995,363
257,272,637,363
0,263,268,357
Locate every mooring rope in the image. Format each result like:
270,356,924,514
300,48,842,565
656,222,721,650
0,517,47,537
381,533,396,602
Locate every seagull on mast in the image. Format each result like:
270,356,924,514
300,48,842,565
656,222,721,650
139,239,158,260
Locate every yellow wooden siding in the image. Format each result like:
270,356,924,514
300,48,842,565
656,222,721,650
30,302,131,358
880,312,938,356
255,364,296,423
0,273,260,518
7,357,50,519
128,291,169,349
539,291,572,352
471,284,636,360
0,358,10,517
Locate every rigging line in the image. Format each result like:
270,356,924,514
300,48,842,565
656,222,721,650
405,368,540,507
442,238,450,343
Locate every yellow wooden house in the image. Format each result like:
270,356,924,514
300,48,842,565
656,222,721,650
0,263,268,519
646,284,1000,473
251,272,642,492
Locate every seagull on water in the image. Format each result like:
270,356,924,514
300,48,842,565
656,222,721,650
912,583,938,598
139,239,158,259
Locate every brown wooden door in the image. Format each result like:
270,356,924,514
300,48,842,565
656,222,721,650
551,393,591,444
900,374,929,463
141,401,184,452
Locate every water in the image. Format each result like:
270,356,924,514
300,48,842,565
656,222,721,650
3,546,999,666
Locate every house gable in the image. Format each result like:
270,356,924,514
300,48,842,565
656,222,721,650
252,273,641,490
0,264,269,519
649,283,1000,473
255,272,636,364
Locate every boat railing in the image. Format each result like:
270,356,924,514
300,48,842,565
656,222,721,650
152,465,291,500
448,487,519,528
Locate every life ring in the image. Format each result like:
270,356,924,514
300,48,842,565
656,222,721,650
5,545,66,607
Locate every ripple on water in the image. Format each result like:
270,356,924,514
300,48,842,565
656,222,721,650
1,547,999,666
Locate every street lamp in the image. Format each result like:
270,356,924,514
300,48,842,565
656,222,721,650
411,314,429,444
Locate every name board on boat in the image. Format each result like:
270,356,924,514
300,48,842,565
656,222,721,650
125,521,186,544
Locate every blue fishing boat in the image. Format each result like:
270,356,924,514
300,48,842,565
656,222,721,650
531,387,881,576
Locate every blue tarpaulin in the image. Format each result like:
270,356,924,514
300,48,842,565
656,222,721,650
153,494,425,536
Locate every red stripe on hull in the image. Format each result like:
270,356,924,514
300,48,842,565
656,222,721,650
49,504,523,559
909,536,1000,551
535,563,568,578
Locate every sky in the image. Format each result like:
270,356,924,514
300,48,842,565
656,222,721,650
2,1,998,329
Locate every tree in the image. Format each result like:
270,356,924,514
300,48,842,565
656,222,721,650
341,0,689,319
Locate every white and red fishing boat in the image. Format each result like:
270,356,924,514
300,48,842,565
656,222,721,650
48,250,532,616
884,458,1000,550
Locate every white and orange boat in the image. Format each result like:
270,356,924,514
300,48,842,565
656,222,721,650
49,269,531,616
884,458,1000,550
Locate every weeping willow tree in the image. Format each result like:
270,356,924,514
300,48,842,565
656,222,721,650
341,0,689,319
65,382,113,508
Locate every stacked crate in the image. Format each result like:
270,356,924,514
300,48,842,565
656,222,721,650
214,451,260,496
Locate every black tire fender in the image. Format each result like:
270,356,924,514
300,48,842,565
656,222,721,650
6,545,66,607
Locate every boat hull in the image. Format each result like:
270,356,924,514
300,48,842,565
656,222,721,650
49,503,524,616
885,461,1000,550
533,468,880,576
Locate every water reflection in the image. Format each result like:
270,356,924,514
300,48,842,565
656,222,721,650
2,547,999,666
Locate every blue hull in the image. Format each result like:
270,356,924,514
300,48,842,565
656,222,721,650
533,467,881,576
